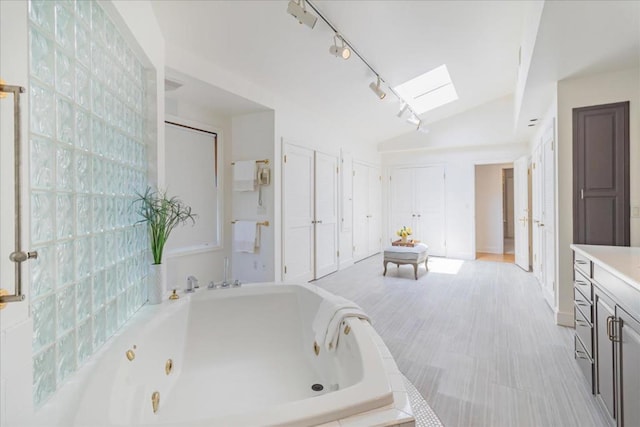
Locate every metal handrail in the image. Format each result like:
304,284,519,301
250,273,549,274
0,82,37,308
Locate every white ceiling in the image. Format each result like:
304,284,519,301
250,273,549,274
151,1,640,149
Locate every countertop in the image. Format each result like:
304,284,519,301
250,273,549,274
571,244,640,292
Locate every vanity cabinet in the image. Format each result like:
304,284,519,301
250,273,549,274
571,245,640,427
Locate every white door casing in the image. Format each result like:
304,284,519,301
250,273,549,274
353,162,369,261
541,124,556,308
314,151,339,278
282,144,314,282
514,156,530,271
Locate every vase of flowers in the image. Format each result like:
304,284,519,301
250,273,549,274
135,187,197,304
396,226,413,243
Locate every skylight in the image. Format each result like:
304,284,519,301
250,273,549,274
393,65,458,115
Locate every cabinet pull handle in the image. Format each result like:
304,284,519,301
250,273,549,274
606,316,621,342
574,280,589,286
575,300,591,308
575,260,588,265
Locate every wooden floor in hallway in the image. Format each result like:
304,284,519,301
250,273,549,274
476,252,515,263
313,255,610,427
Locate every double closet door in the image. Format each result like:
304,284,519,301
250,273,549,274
389,166,446,256
282,144,339,282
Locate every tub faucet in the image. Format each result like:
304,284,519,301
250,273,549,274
186,275,199,293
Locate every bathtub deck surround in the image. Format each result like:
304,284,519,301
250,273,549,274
30,283,416,426
134,187,197,303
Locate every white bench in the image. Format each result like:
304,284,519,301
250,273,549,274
383,243,429,280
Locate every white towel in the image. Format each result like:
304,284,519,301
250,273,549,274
233,221,257,253
312,295,369,352
233,161,256,191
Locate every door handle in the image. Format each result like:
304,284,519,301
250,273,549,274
607,316,620,342
539,223,545,227
412,214,416,217
581,188,584,200
317,220,323,224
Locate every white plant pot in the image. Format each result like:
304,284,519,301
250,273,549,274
148,263,166,305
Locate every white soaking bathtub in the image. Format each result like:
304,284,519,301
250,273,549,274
35,283,398,426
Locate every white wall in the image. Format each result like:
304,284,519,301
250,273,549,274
556,67,640,325
475,163,512,254
231,111,276,282
382,145,529,260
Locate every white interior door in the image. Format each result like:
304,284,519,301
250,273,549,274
353,162,369,261
541,126,556,307
390,168,415,242
415,166,446,256
314,152,339,278
367,167,382,255
514,156,530,271
283,144,314,282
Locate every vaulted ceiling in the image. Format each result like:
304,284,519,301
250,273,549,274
152,1,639,149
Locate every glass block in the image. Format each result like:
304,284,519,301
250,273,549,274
104,232,115,266
76,194,92,235
91,78,104,118
105,300,117,336
56,241,75,287
77,319,92,365
29,0,55,34
116,198,125,228
54,3,74,52
92,270,105,310
31,136,55,190
104,90,114,125
76,66,91,113
92,233,105,270
55,48,74,99
31,192,54,245
117,293,127,328
75,22,90,68
75,151,91,193
76,277,92,322
116,261,126,293
33,294,56,352
56,96,74,145
92,117,104,157
91,2,105,45
31,245,54,298
33,346,56,407
56,193,74,239
105,265,117,301
30,28,55,87
104,126,115,161
92,156,104,194
57,284,76,335
92,195,105,233
116,230,126,262
104,18,116,55
76,108,91,151
92,308,105,349
75,0,91,28
56,145,74,191
57,331,76,384
105,196,115,230
30,83,55,138
125,258,135,291
126,285,135,319
76,237,91,279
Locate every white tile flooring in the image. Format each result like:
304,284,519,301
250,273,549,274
313,255,610,427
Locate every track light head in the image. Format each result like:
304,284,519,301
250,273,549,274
329,35,351,59
369,77,386,100
407,114,420,126
287,0,317,29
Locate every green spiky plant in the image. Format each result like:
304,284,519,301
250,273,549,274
135,187,197,265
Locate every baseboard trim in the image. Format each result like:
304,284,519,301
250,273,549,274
476,246,502,254
447,251,475,260
555,310,574,327
339,259,354,270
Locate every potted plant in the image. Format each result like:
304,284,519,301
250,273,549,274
135,187,197,303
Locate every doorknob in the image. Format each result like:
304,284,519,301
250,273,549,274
539,223,545,227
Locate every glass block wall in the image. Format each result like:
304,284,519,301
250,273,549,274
28,0,149,407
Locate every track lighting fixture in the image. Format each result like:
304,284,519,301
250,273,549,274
369,76,386,100
287,0,318,29
329,34,351,59
406,114,420,126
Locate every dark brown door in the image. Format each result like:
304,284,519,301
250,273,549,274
573,101,629,246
